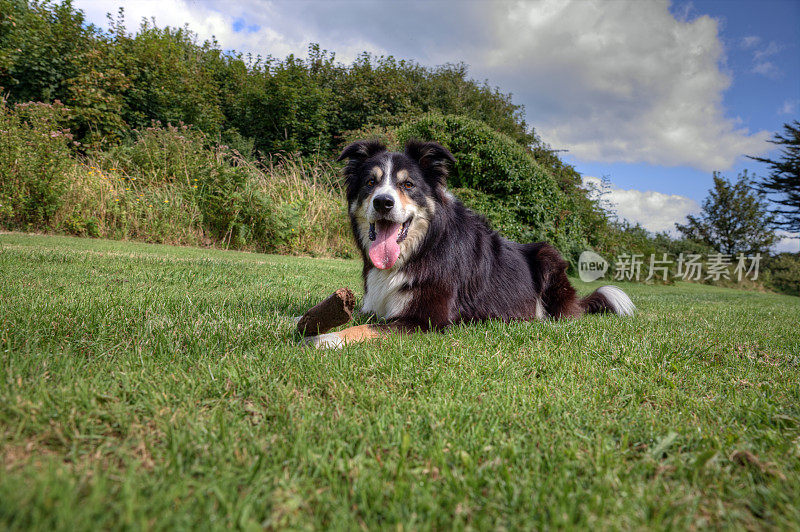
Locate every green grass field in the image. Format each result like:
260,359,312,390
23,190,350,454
1,233,798,530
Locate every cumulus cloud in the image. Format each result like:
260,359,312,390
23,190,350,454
480,0,771,172
74,0,387,63
582,176,700,234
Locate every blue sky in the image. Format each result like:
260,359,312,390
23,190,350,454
74,0,799,250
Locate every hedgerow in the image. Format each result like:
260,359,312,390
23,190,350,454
0,100,74,227
0,1,534,155
0,98,353,256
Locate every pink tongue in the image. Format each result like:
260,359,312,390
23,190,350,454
368,223,402,269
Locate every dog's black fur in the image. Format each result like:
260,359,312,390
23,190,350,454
339,139,634,332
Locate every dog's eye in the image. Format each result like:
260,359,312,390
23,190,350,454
366,178,376,187
402,181,414,190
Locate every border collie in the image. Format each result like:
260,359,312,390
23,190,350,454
306,140,634,348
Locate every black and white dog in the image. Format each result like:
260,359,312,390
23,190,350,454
306,140,634,348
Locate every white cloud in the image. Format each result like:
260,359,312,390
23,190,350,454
752,61,780,78
774,231,799,254
75,0,296,57
582,177,800,252
779,99,798,115
582,176,700,234
481,0,771,172
750,41,783,79
739,37,784,79
73,0,387,63
673,1,696,22
741,35,761,49
752,41,782,62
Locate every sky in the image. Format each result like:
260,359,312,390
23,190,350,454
73,0,800,252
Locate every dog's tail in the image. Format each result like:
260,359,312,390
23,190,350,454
580,285,635,316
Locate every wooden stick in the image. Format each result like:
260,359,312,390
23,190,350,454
296,288,355,336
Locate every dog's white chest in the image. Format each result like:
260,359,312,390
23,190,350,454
361,269,412,319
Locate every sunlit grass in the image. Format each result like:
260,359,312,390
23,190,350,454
1,233,798,529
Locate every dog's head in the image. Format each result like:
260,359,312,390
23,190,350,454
338,139,455,270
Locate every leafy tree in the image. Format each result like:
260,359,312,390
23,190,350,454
1,1,133,146
1,2,541,157
0,0,95,103
111,18,227,136
747,120,800,233
676,171,776,254
223,51,335,156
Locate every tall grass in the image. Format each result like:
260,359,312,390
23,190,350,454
1,99,355,258
242,155,354,257
56,145,355,258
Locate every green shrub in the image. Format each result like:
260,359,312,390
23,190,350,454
396,114,588,260
0,99,74,227
763,253,800,296
98,122,216,186
84,123,353,256
451,188,533,243
91,124,292,250
61,213,101,237
2,3,536,157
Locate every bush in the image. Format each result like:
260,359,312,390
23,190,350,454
0,112,353,258
2,2,537,157
85,123,352,254
450,188,525,239
94,123,279,247
763,253,800,296
0,99,74,227
396,114,588,260
65,123,355,256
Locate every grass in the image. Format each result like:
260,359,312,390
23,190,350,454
1,233,798,530
50,148,354,258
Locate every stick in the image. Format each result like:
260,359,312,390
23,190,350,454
296,288,355,336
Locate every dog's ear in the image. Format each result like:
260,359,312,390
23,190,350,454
404,140,455,188
338,140,387,185
337,140,387,163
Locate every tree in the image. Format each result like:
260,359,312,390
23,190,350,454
676,172,776,255
747,120,800,233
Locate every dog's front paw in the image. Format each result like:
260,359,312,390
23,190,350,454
302,332,345,349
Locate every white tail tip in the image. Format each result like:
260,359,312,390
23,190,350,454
597,285,635,316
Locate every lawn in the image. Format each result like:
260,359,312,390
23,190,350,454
1,233,798,530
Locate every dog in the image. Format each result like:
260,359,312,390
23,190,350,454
305,139,634,348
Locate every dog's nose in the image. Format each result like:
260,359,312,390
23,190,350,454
373,194,395,214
